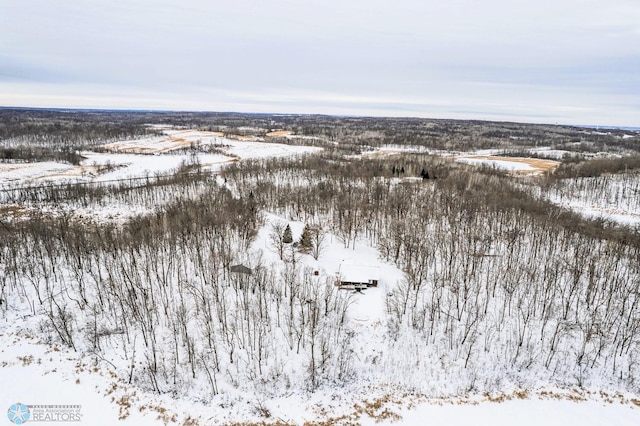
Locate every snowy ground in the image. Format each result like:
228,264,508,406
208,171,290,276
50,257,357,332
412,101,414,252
355,146,562,175
541,174,640,227
2,211,639,424
357,145,438,159
3,333,637,426
2,334,639,426
551,199,640,227
369,397,639,426
0,127,321,223
0,334,152,425
0,161,81,184
528,147,576,160
0,127,321,187
252,212,401,327
80,152,231,182
458,156,536,172
2,212,640,425
2,133,640,424
457,155,560,174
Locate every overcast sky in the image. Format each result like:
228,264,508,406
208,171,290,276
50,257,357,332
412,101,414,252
1,0,639,126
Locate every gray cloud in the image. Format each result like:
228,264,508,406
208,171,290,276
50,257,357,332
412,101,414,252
0,0,638,126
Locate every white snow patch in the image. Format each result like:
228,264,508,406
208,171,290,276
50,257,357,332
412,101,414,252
253,212,403,327
457,157,536,171
540,174,640,227
0,162,79,185
367,398,640,426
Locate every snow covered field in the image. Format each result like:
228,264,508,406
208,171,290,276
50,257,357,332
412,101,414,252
458,156,536,171
457,155,560,174
356,146,564,175
0,161,81,184
80,152,231,182
0,127,321,187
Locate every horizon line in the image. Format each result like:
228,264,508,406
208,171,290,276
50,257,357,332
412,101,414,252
3,104,638,132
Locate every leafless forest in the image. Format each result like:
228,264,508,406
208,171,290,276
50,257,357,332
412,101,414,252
1,108,640,402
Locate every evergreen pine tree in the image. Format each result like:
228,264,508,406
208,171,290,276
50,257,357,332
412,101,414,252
283,224,293,244
298,224,312,252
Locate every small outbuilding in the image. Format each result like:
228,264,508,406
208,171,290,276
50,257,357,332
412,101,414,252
230,264,253,275
336,264,380,289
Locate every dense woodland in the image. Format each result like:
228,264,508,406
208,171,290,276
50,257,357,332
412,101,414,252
2,107,639,157
1,109,640,406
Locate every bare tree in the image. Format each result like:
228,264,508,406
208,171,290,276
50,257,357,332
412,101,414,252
268,221,287,260
310,225,327,260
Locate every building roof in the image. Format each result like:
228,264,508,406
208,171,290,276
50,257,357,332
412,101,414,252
338,264,380,283
230,264,252,275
